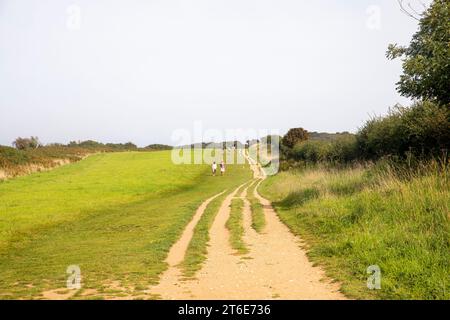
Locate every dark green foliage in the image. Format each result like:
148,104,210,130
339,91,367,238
282,128,309,148
69,140,137,151
144,144,173,150
357,101,450,160
387,0,450,105
292,140,330,163
106,142,137,150
291,135,358,164
284,101,448,165
68,140,103,148
327,135,359,163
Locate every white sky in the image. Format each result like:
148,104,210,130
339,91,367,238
0,0,429,146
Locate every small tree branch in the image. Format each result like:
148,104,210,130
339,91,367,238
397,0,427,21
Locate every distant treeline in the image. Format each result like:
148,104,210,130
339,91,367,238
178,141,246,149
65,140,172,151
6,137,173,152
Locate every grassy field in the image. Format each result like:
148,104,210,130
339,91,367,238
259,165,449,300
0,150,251,299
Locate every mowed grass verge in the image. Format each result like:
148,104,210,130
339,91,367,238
0,150,251,299
259,166,449,300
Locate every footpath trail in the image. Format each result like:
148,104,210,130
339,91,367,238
150,159,346,300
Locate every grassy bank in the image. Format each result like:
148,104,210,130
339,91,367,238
0,150,251,299
226,198,248,255
0,146,90,178
259,164,449,300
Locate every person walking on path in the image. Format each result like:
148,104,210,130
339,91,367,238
212,161,217,176
220,161,225,176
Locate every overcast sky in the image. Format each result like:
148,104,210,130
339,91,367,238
0,0,429,146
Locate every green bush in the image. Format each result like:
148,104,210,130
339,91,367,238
357,101,450,160
292,140,330,163
291,135,358,164
327,135,359,163
284,101,448,166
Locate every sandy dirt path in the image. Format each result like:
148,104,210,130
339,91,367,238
150,182,247,299
150,158,346,299
243,184,345,299
165,191,226,267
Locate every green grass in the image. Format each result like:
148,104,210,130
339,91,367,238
226,198,249,255
247,181,266,233
0,150,251,299
259,166,449,300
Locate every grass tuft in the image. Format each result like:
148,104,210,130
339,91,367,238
226,198,249,255
247,181,266,233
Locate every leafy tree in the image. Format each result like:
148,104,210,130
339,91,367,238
292,140,329,163
123,142,137,150
327,135,359,163
387,0,450,105
282,128,309,148
12,136,40,150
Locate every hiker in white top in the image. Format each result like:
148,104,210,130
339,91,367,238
220,161,225,176
212,161,217,176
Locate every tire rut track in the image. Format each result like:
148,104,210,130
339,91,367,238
150,159,346,299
